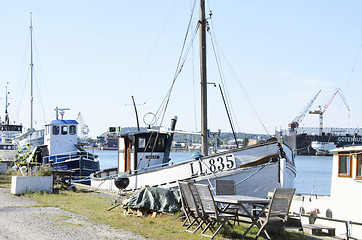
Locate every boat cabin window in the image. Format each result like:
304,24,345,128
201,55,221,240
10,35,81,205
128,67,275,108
138,138,146,149
357,154,362,179
69,125,76,135
61,126,68,135
338,154,352,177
136,134,167,152
52,126,60,135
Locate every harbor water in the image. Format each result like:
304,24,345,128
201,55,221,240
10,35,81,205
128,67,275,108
94,150,332,196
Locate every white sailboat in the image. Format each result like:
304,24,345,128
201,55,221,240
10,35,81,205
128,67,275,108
91,0,296,197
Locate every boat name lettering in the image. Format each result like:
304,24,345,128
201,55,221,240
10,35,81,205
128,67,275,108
145,155,160,159
337,137,362,143
189,154,236,177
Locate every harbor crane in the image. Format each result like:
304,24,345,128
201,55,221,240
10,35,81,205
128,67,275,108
289,90,321,130
77,112,89,143
309,88,350,136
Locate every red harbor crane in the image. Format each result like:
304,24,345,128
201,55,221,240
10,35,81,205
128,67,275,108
309,88,350,135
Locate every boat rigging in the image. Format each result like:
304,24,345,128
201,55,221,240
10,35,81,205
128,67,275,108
12,12,48,149
92,0,296,196
152,0,273,152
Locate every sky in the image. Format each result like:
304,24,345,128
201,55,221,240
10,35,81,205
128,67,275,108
1,0,362,138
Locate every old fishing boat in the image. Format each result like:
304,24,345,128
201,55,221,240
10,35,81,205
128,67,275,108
0,84,23,164
24,107,100,179
91,0,296,197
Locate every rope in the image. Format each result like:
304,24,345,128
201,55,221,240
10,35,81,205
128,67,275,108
207,29,271,137
207,17,240,134
72,172,129,184
14,29,31,123
136,131,158,169
130,0,178,98
136,22,200,169
344,43,362,98
235,158,274,186
154,0,198,129
32,38,49,126
198,156,274,194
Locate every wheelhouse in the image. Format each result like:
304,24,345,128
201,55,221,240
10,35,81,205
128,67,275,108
118,131,171,173
44,120,78,156
331,145,362,197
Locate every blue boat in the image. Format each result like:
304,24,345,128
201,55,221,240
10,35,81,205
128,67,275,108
30,107,100,179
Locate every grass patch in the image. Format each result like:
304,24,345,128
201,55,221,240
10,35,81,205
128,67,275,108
24,186,310,240
0,172,12,188
0,176,309,239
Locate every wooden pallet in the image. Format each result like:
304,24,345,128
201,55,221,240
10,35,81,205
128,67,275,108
123,207,159,218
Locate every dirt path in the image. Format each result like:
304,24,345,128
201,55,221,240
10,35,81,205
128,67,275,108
0,188,146,240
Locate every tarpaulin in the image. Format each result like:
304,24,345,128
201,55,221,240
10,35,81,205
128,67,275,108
125,186,180,213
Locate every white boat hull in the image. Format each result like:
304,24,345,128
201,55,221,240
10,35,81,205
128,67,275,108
311,141,336,155
91,141,296,198
0,150,15,161
0,143,16,161
14,129,44,149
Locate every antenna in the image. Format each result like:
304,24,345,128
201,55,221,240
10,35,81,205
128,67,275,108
125,96,145,131
54,107,70,120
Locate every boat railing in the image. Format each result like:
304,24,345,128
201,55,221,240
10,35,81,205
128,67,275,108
43,150,98,164
293,211,362,239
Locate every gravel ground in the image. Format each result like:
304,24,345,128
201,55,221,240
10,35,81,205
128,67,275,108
0,188,146,240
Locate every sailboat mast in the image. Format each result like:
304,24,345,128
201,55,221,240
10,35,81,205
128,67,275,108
30,12,34,132
200,0,208,156
5,83,9,125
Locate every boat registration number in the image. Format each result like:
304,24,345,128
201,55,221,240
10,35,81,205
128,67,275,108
190,154,236,177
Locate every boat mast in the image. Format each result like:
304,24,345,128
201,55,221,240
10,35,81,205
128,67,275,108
30,12,34,132
131,96,140,131
200,0,208,156
4,83,9,126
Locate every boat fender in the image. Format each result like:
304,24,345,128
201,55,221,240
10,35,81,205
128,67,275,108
326,209,333,218
299,206,305,215
279,158,286,187
191,152,204,159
